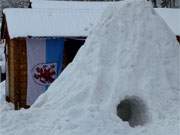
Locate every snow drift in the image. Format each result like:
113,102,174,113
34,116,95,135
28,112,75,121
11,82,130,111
0,0,180,135
0,81,13,112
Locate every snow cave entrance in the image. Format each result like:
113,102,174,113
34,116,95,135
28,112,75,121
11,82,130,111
117,96,148,127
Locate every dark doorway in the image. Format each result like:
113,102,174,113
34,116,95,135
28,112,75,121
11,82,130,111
62,37,86,70
1,73,6,81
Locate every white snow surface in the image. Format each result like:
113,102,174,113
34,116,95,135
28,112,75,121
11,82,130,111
4,2,180,39
0,0,180,135
31,1,115,10
0,81,14,112
30,0,180,36
0,81,5,106
155,8,180,36
3,8,105,38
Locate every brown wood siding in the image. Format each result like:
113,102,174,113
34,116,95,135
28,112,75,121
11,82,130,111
7,38,27,109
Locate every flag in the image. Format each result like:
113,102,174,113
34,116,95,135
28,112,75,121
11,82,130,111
26,38,64,105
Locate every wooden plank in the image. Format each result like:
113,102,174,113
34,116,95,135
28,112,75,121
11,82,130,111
7,38,28,109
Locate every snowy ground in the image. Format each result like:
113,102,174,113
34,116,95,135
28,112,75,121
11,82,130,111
0,81,5,107
0,1,179,135
0,81,14,112
0,37,11,112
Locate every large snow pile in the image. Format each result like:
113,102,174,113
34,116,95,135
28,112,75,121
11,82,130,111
0,0,180,135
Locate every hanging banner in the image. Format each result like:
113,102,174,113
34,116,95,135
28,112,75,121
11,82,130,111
26,38,64,105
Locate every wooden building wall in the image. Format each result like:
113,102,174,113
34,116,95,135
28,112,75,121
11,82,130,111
6,38,28,109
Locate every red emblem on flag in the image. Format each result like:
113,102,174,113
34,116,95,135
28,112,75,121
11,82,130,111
32,63,57,86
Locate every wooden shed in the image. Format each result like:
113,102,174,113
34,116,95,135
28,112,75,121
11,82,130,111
1,8,102,109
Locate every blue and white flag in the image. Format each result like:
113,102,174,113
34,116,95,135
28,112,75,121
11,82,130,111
26,38,64,105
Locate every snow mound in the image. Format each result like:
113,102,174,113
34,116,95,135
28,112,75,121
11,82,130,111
0,81,14,112
0,81,5,105
0,0,180,135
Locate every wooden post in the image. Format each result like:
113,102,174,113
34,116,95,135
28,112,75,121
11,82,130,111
6,38,27,109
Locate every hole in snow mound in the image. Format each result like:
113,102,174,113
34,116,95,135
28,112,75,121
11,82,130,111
117,96,148,127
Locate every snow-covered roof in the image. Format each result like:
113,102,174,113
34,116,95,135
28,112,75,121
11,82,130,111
3,6,180,39
31,1,114,10
155,8,180,36
3,8,104,39
30,0,180,36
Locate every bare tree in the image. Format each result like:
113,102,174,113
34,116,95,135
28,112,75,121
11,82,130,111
0,0,30,23
0,0,29,9
160,0,176,7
